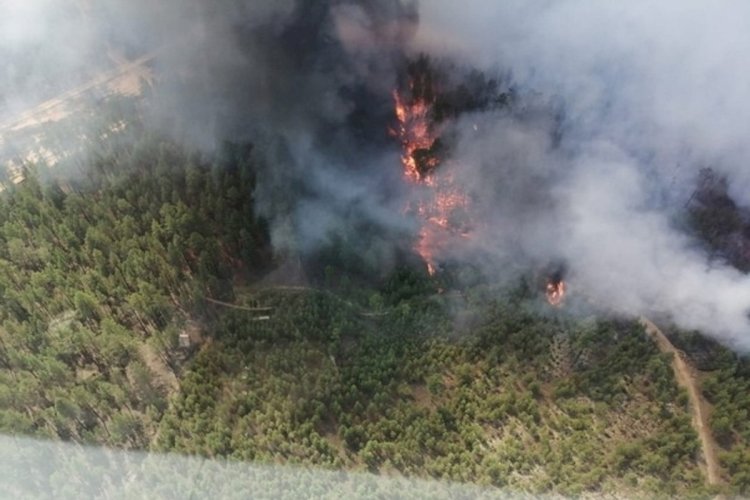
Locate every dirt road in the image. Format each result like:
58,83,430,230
0,52,156,135
640,317,723,487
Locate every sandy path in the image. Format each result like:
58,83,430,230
640,317,723,487
0,52,156,134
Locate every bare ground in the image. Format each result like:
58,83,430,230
640,317,723,487
0,52,156,135
138,344,179,394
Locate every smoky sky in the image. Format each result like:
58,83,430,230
416,0,750,349
3,0,750,349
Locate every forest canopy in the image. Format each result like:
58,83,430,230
0,116,747,497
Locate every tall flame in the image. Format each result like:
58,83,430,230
392,89,436,183
391,81,471,274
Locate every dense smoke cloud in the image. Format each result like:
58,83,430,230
1,0,419,257
415,0,750,348
3,0,750,348
141,0,422,257
0,0,97,117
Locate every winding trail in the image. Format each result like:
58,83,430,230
204,297,273,313
639,317,723,487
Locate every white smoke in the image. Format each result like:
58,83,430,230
3,0,750,348
415,0,750,349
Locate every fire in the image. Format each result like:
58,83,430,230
546,280,566,307
392,89,438,183
392,78,472,275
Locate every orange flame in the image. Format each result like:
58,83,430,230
392,82,471,274
546,280,566,307
392,89,436,183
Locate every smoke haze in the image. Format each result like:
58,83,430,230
2,0,750,349
414,0,750,349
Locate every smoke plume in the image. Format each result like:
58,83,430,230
3,0,750,349
411,0,750,349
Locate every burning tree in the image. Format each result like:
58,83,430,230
546,279,566,307
390,56,508,274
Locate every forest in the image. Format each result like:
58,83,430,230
0,120,748,497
